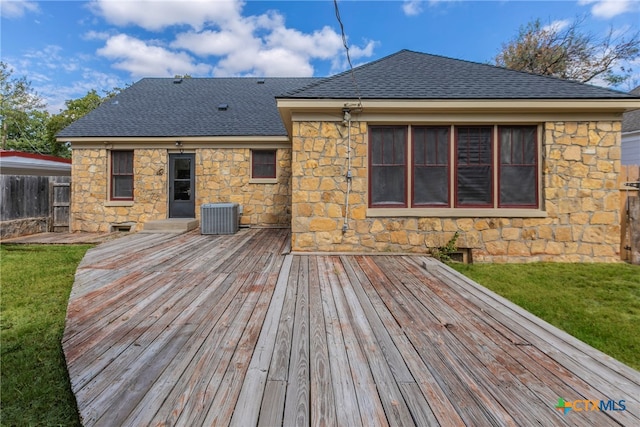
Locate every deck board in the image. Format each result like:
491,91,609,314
63,228,640,426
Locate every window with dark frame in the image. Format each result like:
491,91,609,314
413,126,449,206
367,125,539,210
111,150,133,200
252,149,277,179
499,126,538,207
455,127,493,207
369,126,407,207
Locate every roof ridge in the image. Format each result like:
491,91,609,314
403,50,635,98
138,76,320,81
282,50,411,97
282,49,637,100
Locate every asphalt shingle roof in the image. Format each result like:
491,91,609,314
59,50,639,139
282,50,638,100
57,77,319,138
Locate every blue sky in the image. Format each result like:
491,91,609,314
2,0,639,112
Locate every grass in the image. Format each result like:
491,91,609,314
1,244,93,426
449,262,640,371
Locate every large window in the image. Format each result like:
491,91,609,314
368,125,539,210
111,150,133,200
251,150,277,179
369,126,407,207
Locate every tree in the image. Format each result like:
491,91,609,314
1,62,126,157
495,17,640,86
47,86,126,157
0,61,48,152
46,90,104,157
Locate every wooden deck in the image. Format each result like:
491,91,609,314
63,228,640,426
1,231,123,245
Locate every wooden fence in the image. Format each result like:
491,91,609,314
0,175,71,239
620,165,640,263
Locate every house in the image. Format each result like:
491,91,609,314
58,50,640,262
622,86,640,166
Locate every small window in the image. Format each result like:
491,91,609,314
111,151,134,200
252,150,277,179
369,126,407,207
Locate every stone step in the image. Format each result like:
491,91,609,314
141,218,199,233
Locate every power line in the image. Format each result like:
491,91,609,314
333,0,362,105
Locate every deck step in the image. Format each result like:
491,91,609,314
140,218,199,233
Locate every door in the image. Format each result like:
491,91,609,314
169,153,195,218
49,180,70,232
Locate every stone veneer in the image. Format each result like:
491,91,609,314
197,148,291,226
290,120,622,262
71,147,291,232
72,148,167,232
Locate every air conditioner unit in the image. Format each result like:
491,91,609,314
200,203,239,235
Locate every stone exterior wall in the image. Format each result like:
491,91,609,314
197,148,291,226
290,120,622,262
72,148,167,232
72,147,291,232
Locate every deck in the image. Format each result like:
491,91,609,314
63,228,640,426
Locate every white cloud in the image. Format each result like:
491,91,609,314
22,45,81,74
402,1,423,16
40,70,124,113
266,25,343,59
89,0,376,78
0,0,39,18
328,40,378,75
4,49,124,113
97,34,212,77
578,0,637,19
170,12,259,57
172,29,250,57
349,40,377,60
83,30,112,41
542,19,571,33
90,0,243,31
402,0,458,17
215,48,315,77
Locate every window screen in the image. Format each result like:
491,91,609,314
499,126,537,207
413,126,449,206
370,126,407,207
252,150,277,179
111,151,133,200
456,127,492,207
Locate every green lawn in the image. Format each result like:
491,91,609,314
450,262,640,370
1,244,92,427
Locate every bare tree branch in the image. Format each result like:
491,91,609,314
495,17,640,86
